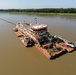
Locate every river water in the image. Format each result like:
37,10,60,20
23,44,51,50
0,13,76,75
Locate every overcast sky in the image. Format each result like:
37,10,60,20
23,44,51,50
0,0,76,9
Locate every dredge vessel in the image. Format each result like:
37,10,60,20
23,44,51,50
14,22,76,59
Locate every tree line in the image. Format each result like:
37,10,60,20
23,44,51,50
0,8,76,13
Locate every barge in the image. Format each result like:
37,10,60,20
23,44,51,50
14,23,76,59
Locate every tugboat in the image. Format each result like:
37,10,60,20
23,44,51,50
14,22,76,59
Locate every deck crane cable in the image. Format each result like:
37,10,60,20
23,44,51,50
0,18,16,25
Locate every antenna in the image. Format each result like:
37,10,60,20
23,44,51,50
34,17,37,24
24,21,25,24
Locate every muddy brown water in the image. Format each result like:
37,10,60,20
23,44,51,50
0,13,76,75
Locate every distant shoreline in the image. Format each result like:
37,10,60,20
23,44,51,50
0,12,76,16
0,8,76,16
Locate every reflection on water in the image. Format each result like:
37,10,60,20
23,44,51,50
0,13,76,75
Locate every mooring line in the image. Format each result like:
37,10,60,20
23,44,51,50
0,18,16,25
